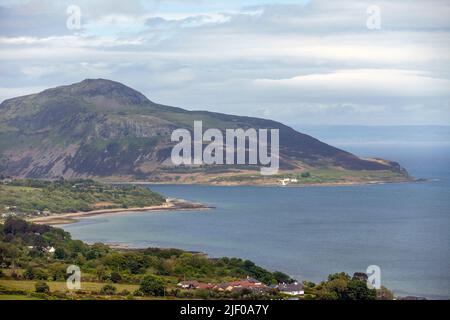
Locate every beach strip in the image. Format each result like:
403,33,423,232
28,199,212,225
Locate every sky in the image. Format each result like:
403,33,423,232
0,0,449,126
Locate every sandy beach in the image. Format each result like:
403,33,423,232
28,198,212,225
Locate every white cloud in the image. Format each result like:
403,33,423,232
254,69,450,98
0,0,449,125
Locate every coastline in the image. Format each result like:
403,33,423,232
27,198,213,226
104,177,417,187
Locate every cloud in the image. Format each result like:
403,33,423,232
0,0,449,125
254,69,450,99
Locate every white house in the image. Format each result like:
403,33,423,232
279,178,298,186
46,246,56,253
278,282,304,295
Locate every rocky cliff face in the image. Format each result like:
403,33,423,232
0,79,408,180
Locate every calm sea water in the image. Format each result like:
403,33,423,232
62,143,450,299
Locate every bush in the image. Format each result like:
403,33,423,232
110,272,122,283
377,286,394,300
23,267,35,280
119,289,130,296
139,275,165,296
301,172,311,178
35,281,50,294
54,248,67,260
100,284,117,295
133,290,144,297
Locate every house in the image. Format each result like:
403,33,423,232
217,278,267,292
178,277,268,293
45,246,56,253
178,280,200,289
279,178,298,186
0,178,12,184
1,212,16,218
277,282,304,295
177,281,214,290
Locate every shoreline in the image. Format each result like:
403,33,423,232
28,198,213,226
104,177,419,187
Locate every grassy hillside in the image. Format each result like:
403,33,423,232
0,218,294,300
0,79,410,183
0,179,165,216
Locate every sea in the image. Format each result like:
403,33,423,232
61,126,450,299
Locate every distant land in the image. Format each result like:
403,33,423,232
0,79,410,185
295,125,450,146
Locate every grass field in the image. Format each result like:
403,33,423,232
0,294,43,300
0,279,139,293
209,168,408,185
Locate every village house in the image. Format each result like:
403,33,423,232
215,277,267,292
178,276,268,292
277,282,304,296
279,178,298,186
45,246,56,253
178,277,306,296
177,281,214,290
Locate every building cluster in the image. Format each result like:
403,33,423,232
178,276,304,296
279,178,298,186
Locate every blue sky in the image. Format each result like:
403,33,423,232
0,0,449,125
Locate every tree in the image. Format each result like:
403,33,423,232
100,284,117,295
301,172,311,178
23,267,35,280
54,248,67,260
95,265,107,281
352,272,368,282
139,275,165,296
35,281,50,294
273,271,292,284
4,218,28,235
377,286,394,300
347,279,376,300
110,272,122,283
48,263,67,281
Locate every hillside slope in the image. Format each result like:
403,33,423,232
0,79,409,184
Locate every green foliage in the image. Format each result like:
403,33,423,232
54,248,67,260
100,284,117,295
0,179,165,215
139,275,165,296
312,272,377,300
301,172,311,178
34,281,49,294
377,286,394,300
110,272,122,283
272,271,292,284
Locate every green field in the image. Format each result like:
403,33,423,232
0,294,42,300
0,279,139,293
